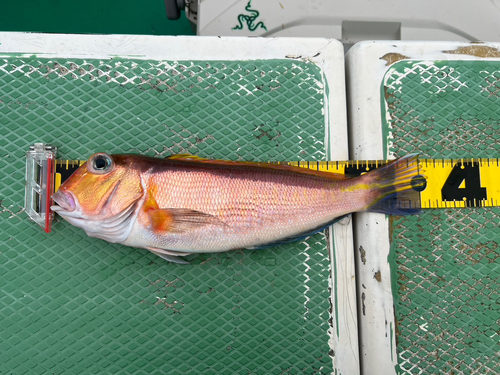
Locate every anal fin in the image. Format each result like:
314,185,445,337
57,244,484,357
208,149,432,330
248,215,348,250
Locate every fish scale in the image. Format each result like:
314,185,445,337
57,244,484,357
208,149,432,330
130,159,368,253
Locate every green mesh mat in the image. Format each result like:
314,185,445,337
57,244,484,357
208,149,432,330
383,61,500,374
0,57,334,374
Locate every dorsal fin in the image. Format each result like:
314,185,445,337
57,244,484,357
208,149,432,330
166,154,208,161
165,154,348,180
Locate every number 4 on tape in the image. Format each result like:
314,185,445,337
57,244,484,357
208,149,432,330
441,162,486,204
419,159,499,208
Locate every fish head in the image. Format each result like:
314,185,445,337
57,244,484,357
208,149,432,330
51,153,145,242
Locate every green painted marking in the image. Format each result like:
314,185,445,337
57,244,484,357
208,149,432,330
232,0,268,32
1,57,332,373
384,60,500,374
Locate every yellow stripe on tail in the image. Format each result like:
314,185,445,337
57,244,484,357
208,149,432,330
364,154,423,215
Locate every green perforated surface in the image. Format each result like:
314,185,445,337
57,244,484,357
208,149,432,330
0,57,334,374
383,61,500,374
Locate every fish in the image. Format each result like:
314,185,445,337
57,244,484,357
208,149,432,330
51,153,421,264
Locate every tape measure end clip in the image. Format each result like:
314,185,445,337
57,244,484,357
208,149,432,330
25,143,57,233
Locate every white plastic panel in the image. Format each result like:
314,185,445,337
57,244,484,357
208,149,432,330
345,40,500,375
0,32,357,375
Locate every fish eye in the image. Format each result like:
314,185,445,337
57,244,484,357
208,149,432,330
88,153,114,174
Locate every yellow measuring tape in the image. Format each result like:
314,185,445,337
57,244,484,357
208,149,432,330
54,158,500,209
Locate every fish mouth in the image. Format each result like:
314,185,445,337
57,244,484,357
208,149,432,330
51,190,77,214
50,181,122,220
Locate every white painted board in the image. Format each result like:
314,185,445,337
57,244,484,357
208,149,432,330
345,40,500,375
0,32,357,375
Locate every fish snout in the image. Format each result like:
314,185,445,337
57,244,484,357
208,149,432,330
52,190,76,212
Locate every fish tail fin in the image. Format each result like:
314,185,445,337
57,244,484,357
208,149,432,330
363,154,422,215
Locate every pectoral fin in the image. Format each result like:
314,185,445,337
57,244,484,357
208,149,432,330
147,208,228,233
146,247,192,265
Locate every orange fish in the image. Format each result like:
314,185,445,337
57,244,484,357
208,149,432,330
51,153,420,263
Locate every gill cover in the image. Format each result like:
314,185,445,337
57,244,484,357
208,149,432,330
57,153,144,217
